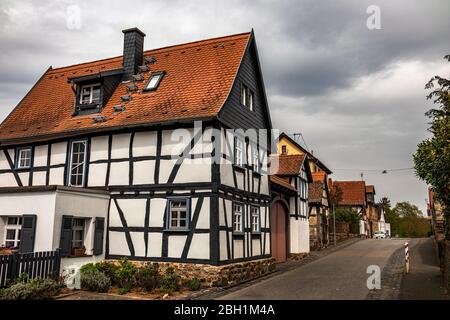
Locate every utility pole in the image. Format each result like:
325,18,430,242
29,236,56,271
333,203,336,246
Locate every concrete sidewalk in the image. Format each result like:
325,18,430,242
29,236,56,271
399,237,449,300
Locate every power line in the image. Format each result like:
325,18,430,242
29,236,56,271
332,167,414,173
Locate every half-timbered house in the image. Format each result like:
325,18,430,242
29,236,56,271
0,28,274,273
269,154,313,261
308,172,330,249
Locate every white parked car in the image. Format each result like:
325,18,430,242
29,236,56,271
373,231,386,239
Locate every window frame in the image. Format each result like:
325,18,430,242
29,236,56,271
143,71,165,92
15,147,32,169
252,144,261,173
71,218,85,249
4,216,22,248
79,83,101,105
234,137,244,168
233,202,245,234
250,206,261,234
240,82,255,111
165,197,191,231
67,139,88,187
281,145,287,155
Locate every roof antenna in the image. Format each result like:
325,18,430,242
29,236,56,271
360,172,364,180
293,132,310,152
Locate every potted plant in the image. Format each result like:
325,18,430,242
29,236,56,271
72,246,86,257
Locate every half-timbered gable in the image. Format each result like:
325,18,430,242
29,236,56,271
0,28,273,267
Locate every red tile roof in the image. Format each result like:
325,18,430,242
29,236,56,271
365,185,375,194
311,171,326,182
0,32,251,144
269,154,306,176
270,176,297,192
308,181,324,204
334,181,366,206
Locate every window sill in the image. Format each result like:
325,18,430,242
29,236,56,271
65,254,93,259
232,232,245,237
251,232,262,237
252,171,262,177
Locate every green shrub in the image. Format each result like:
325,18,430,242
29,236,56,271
135,263,161,292
160,267,181,293
118,284,132,295
0,278,62,300
114,258,137,289
80,263,99,274
186,277,201,291
80,269,111,293
96,261,119,283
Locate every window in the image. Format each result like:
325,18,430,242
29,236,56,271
234,137,244,167
252,146,260,173
251,207,261,233
281,145,287,155
233,203,244,233
68,140,87,187
167,198,190,230
240,83,254,111
16,147,32,169
4,217,22,248
144,72,164,91
79,84,101,105
71,218,85,248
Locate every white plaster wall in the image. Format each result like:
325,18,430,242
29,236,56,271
130,232,146,257
109,231,131,256
111,133,131,159
219,231,228,261
53,190,109,255
174,158,211,183
18,172,29,186
109,161,129,186
220,162,235,188
33,171,47,186
252,238,261,256
233,239,244,259
158,159,175,184
0,173,18,187
289,217,310,254
148,198,166,227
0,192,56,251
187,233,209,259
192,197,210,229
34,145,48,167
88,163,107,187
50,142,67,165
133,131,157,157
0,150,10,170
49,167,64,185
161,128,193,157
133,160,155,185
115,198,147,227
147,232,163,257
167,235,187,258
90,136,109,161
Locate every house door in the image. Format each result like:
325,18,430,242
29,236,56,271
270,201,288,262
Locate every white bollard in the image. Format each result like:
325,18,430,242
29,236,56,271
404,242,410,274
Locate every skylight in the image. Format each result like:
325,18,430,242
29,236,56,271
144,72,164,91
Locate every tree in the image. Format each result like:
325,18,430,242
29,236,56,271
335,208,360,234
380,197,391,210
329,184,343,207
413,54,450,238
393,202,424,218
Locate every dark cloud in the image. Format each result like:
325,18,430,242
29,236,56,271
1,0,448,212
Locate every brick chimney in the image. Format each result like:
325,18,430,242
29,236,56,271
122,27,146,81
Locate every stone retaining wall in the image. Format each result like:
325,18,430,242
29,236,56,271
111,258,276,288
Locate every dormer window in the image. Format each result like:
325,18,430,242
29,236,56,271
80,84,101,105
144,72,164,91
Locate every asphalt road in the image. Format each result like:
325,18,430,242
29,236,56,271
218,239,406,300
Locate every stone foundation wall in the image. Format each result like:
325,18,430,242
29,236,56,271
115,258,276,288
288,253,308,261
438,239,450,293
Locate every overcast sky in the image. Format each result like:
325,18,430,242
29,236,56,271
1,0,449,213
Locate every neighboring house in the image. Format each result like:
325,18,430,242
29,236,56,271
332,181,368,237
270,154,313,261
277,132,332,175
365,185,378,237
0,28,274,274
276,132,332,249
376,204,391,237
308,172,330,249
